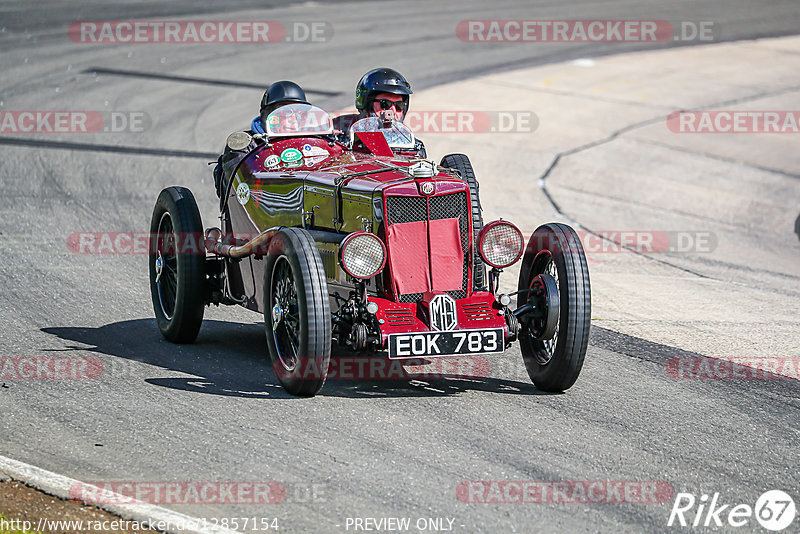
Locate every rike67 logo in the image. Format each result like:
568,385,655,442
668,490,796,531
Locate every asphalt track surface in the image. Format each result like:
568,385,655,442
1,1,799,532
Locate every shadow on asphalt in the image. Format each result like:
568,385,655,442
41,318,550,399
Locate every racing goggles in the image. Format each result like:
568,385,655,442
375,99,406,112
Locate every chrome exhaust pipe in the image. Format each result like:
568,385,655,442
204,227,281,259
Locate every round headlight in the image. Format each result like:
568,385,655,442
478,221,524,268
340,232,387,279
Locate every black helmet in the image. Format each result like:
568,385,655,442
260,80,309,117
355,68,412,112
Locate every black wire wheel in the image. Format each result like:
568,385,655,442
154,212,177,320
440,154,485,290
149,187,206,343
263,227,331,396
270,257,301,372
517,223,591,392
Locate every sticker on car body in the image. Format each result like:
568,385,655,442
264,154,280,168
236,182,250,205
303,156,328,167
302,144,329,157
281,148,303,163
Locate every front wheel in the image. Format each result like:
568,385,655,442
517,223,591,392
149,187,206,343
263,227,332,396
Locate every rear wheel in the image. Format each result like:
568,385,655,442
440,154,485,289
517,223,591,392
263,227,331,396
149,187,206,343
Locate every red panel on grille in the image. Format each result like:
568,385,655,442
386,219,430,295
429,217,463,292
385,217,463,296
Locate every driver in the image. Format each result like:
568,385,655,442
334,67,426,156
354,67,412,124
214,81,309,201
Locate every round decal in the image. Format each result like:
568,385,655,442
236,182,251,205
421,181,435,195
264,154,280,168
281,148,303,163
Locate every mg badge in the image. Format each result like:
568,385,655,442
429,293,457,331
420,181,435,195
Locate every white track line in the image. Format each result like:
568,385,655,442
0,454,242,534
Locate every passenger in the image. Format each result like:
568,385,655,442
255,80,309,134
213,81,309,201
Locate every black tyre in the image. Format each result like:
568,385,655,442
263,227,332,396
795,212,800,242
149,187,206,343
440,154,485,290
517,223,591,392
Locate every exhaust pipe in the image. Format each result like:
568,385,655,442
204,227,281,259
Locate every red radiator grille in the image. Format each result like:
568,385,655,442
385,192,470,303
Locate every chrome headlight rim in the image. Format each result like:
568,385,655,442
339,231,387,279
478,220,524,269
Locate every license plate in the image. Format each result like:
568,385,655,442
388,329,504,359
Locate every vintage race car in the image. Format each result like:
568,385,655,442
149,103,591,396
